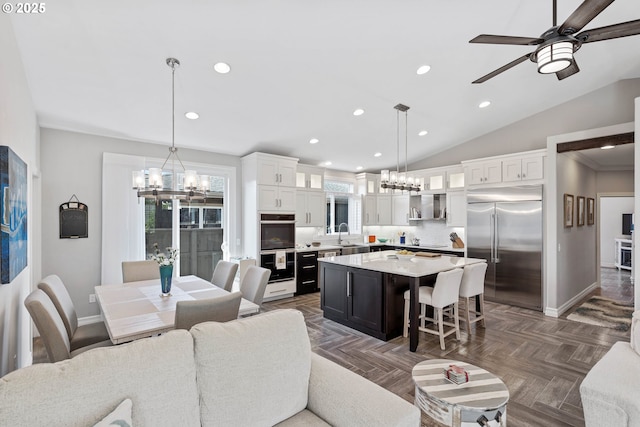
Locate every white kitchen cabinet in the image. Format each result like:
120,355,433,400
363,195,392,225
392,195,410,226
296,189,325,227
502,155,544,182
356,172,381,195
296,164,325,189
446,192,466,227
466,160,502,185
446,167,465,190
258,185,297,212
256,154,297,187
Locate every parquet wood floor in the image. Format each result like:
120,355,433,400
264,269,632,427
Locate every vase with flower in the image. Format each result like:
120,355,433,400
150,243,179,297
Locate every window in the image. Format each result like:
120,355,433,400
324,179,361,235
143,171,227,282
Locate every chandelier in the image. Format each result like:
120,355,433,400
132,58,209,201
380,104,421,192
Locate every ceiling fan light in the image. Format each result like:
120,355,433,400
537,42,573,74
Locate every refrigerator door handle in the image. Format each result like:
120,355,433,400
490,212,495,263
495,212,500,263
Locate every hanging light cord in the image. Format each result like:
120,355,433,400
161,58,186,172
404,110,408,180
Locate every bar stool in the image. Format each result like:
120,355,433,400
459,262,488,332
403,268,464,350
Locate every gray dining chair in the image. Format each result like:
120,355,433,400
211,260,239,292
122,260,160,283
239,266,271,307
174,292,242,330
37,274,111,351
25,289,111,363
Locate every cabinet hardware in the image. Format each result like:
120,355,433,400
346,272,351,297
302,253,315,258
270,288,287,294
302,265,315,269
302,280,315,285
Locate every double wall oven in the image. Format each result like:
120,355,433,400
259,214,296,285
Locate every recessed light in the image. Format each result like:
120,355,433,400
418,130,428,136
353,108,365,116
321,161,332,167
356,166,363,171
185,112,199,120
309,138,319,144
417,65,431,75
213,62,231,74
478,101,491,109
374,152,382,157
601,144,615,150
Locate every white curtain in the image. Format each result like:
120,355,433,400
101,153,145,284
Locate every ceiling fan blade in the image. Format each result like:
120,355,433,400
556,60,580,80
472,53,532,84
469,34,543,45
576,19,640,43
558,0,614,35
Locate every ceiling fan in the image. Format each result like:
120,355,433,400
469,0,640,83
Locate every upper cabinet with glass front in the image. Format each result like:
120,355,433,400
296,164,325,190
355,172,381,195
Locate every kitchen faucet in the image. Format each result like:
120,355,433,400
337,222,350,244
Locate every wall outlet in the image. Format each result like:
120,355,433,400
89,294,96,303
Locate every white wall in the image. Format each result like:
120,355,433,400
40,128,242,318
411,79,640,170
0,15,40,375
600,196,634,267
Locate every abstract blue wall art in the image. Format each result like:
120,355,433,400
0,146,27,284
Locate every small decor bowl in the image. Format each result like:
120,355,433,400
377,238,388,243
311,241,321,247
396,254,415,261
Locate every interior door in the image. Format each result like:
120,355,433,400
466,202,496,298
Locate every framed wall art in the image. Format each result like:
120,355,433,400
0,146,28,284
563,194,574,228
577,196,585,226
587,197,595,225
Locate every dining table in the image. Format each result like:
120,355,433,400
95,275,260,344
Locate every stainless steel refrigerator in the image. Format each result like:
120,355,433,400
466,185,542,311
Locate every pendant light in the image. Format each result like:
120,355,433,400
380,104,421,192
132,58,209,201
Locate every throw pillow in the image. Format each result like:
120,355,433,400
93,398,132,427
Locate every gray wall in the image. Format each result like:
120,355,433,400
597,170,634,193
40,128,242,318
410,79,640,169
556,154,598,307
0,15,40,375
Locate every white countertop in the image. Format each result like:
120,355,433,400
318,250,484,277
296,243,464,253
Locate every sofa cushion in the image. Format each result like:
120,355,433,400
93,398,132,427
274,409,331,426
580,341,640,427
191,309,311,426
0,330,200,427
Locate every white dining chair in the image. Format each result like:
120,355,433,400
174,292,242,330
211,260,239,292
239,266,271,307
37,274,111,351
122,260,160,283
403,268,464,350
459,262,488,332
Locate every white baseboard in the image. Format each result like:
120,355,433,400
78,315,103,326
544,281,599,318
601,262,616,269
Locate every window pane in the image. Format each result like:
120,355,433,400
145,199,173,259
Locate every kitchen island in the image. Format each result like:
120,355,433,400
318,250,485,352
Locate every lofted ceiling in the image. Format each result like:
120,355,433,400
9,0,640,172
